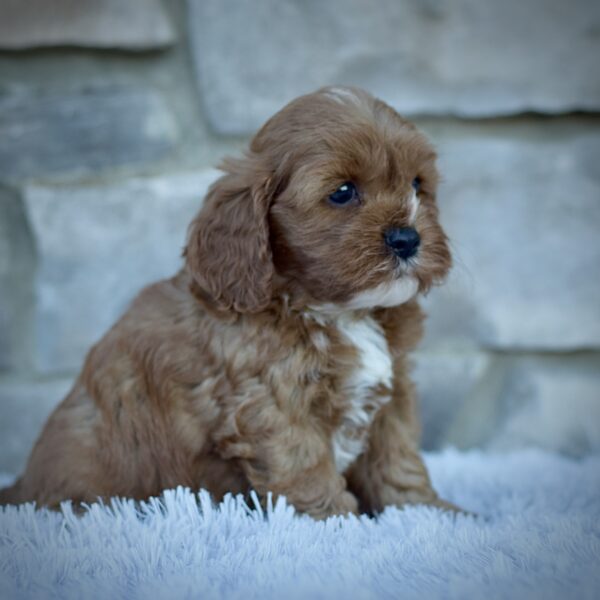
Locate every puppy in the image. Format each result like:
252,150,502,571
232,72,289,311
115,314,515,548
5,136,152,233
0,86,455,518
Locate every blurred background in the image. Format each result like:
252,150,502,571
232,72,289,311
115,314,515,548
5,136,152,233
0,0,599,476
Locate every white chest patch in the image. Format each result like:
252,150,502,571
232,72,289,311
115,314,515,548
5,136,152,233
345,277,419,310
332,315,393,473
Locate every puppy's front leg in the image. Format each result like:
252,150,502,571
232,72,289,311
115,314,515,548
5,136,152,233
219,412,358,520
344,303,461,515
347,379,459,515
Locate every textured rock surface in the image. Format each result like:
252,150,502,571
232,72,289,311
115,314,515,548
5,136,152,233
188,0,600,134
0,87,178,182
413,351,491,450
422,132,600,351
486,356,600,456
0,0,597,462
444,354,600,457
0,186,35,372
23,170,219,373
0,0,174,50
0,377,73,474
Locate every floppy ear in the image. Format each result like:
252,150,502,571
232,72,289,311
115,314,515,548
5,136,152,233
184,157,275,313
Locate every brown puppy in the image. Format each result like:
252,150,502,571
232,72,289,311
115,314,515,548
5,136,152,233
0,86,455,518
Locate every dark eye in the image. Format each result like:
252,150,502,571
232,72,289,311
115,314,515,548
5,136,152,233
329,182,358,205
412,177,422,193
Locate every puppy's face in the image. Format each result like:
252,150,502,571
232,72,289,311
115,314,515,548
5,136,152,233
186,87,451,313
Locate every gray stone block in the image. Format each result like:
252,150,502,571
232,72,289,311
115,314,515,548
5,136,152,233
0,377,74,475
445,354,600,457
413,351,491,450
188,0,600,134
0,186,35,372
0,0,174,51
0,86,178,182
422,132,600,351
23,170,219,373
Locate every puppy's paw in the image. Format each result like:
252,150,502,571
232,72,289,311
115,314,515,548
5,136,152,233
421,496,476,518
377,487,473,517
427,497,463,512
309,490,359,520
330,490,360,516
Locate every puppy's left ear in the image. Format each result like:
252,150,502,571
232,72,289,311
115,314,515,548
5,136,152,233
184,156,276,313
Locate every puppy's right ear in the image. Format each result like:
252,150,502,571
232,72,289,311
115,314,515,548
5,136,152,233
184,156,275,314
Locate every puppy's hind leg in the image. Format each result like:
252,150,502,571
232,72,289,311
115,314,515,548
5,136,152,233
1,386,111,509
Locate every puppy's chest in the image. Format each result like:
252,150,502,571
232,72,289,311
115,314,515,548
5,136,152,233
313,314,394,473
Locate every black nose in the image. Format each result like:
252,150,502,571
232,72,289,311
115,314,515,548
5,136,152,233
384,227,420,259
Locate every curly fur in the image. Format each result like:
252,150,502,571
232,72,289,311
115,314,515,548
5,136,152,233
0,86,455,518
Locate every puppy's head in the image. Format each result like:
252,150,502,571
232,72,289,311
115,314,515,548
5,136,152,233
185,86,451,314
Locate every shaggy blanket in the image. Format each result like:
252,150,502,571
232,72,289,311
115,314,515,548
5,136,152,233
1,449,599,600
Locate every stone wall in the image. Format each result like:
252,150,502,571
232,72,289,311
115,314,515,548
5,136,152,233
1,0,599,474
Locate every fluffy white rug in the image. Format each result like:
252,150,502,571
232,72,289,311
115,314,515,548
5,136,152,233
1,449,599,600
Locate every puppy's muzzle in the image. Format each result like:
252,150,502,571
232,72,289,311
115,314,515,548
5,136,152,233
384,227,420,260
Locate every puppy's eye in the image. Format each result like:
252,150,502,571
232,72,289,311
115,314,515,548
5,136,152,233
412,177,422,193
329,182,358,205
